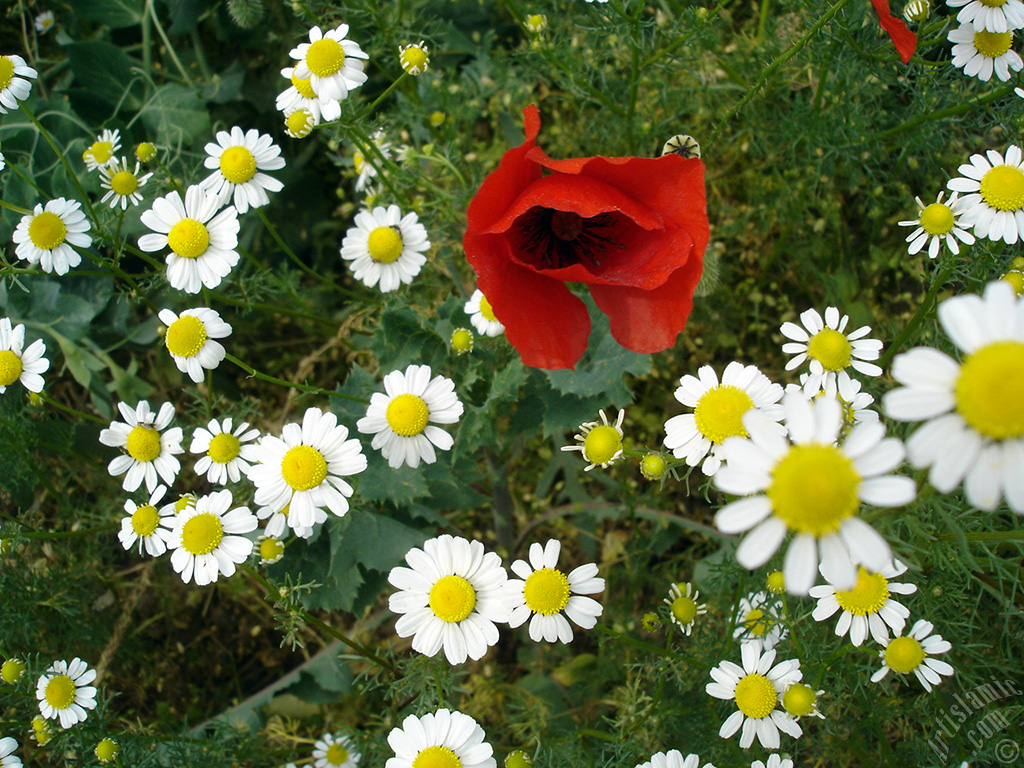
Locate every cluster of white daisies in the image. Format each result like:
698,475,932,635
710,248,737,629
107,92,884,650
941,0,1024,83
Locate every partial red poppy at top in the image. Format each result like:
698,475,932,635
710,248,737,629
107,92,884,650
463,105,709,370
871,0,917,64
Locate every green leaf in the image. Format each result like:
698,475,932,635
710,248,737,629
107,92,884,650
544,313,650,403
68,0,143,28
358,455,431,505
139,84,211,148
374,307,447,371
202,61,246,104
67,42,141,111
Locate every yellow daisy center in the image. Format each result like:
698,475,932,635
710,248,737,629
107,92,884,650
451,328,473,352
325,743,349,766
181,512,224,555
291,71,317,99
885,636,926,673
136,142,157,162
259,537,285,562
28,211,68,250
280,445,328,491
0,350,23,387
95,738,119,762
640,453,667,480
208,432,241,464
167,218,210,259
428,574,477,622
110,170,139,196
835,567,890,616
766,570,786,593
44,674,76,710
164,315,208,358
979,163,1024,212
367,226,404,263
306,37,346,78
386,393,430,437
1,659,25,683
219,145,257,184
807,328,852,371
694,384,754,443
353,149,365,174
286,110,315,138
87,141,114,165
742,608,773,636
583,424,622,465
130,504,160,537
400,45,429,73
0,57,13,90
782,683,817,716
670,595,697,624
1002,271,1024,295
126,425,162,462
523,567,571,615
979,0,1007,5
919,203,954,235
734,673,778,719
412,746,463,768
175,495,196,514
954,341,1024,439
972,30,1012,59
478,295,498,322
768,444,861,536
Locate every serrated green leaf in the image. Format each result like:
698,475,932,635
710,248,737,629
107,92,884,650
545,317,650,402
358,454,431,505
67,42,141,111
139,84,211,148
69,0,143,28
374,307,447,371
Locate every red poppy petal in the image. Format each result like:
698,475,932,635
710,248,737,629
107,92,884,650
589,253,704,355
870,0,916,64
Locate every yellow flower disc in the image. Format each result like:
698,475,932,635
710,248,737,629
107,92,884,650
0,350,23,387
130,504,160,537
167,218,210,259
919,203,954,235
0,57,13,90
1,658,25,683
768,444,861,536
972,30,1013,59
885,636,926,673
28,211,68,250
165,315,208,358
694,384,754,443
208,432,241,464
136,142,157,162
783,683,817,716
89,141,114,165
44,674,77,709
286,110,315,139
807,328,852,371
428,574,477,623
670,595,697,624
219,146,257,184
126,425,162,462
110,170,139,196
835,567,890,616
583,425,622,465
386,394,430,436
954,341,1024,439
478,295,498,322
979,164,1024,211
325,744,349,766
291,72,317,99
742,608,773,637
280,445,328,491
306,37,346,77
523,567,571,615
259,537,285,563
400,45,429,74
181,512,224,555
367,226,404,263
412,746,463,768
734,673,778,719
979,0,1007,6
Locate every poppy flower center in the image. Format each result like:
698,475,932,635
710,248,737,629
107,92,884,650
413,746,462,768
168,218,210,259
280,445,328,490
208,432,242,463
734,673,777,719
919,203,954,235
325,744,349,766
972,30,1012,59
110,170,139,196
782,683,817,716
694,384,754,443
386,393,430,436
518,207,622,269
835,567,890,615
670,595,697,623
768,444,860,536
130,504,160,536
28,211,68,250
807,328,852,371
126,426,162,462
181,512,224,555
220,146,257,184
306,38,346,77
885,636,926,673
165,315,207,358
954,340,1024,439
44,674,77,709
0,350,23,386
523,567,571,615
291,72,317,99
979,164,1024,212
0,57,13,89
428,575,476,622
583,425,621,465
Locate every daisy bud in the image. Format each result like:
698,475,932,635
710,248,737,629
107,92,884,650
782,683,818,716
766,570,786,594
639,453,666,480
506,751,533,768
641,612,662,632
429,111,445,127
450,328,474,354
95,738,119,763
399,42,430,76
1,658,25,684
285,109,315,139
524,14,547,33
135,142,157,162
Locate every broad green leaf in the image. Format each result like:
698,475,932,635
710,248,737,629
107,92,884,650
358,455,431,505
67,42,141,112
139,84,211,148
69,0,143,28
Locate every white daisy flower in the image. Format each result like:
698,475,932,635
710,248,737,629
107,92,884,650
809,560,917,646
733,591,787,651
780,306,883,394
751,756,794,768
199,126,286,214
36,658,98,729
705,642,803,750
165,489,257,585
663,581,707,636
464,289,505,337
276,66,341,124
290,24,368,103
313,732,360,768
634,749,715,768
386,709,495,768
788,372,879,427
256,502,325,540
898,190,975,259
189,417,260,485
13,198,92,276
561,408,626,471
118,484,174,556
781,682,824,721
504,539,604,644
0,55,37,114
664,362,785,477
0,151,5,171
1017,86,1024,99
948,24,1023,82
352,130,391,193
946,145,1024,245
284,108,317,139
99,400,184,493
0,736,21,768
870,619,954,691
157,307,231,384
946,0,1024,33
35,11,56,34
138,185,240,294
82,129,121,171
99,159,152,210
0,318,48,394
340,204,431,293
714,393,916,595
882,280,1024,513
388,535,511,664
248,406,367,532
356,364,463,469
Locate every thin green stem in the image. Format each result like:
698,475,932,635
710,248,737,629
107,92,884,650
756,0,771,40
147,0,194,86
37,391,109,425
224,353,369,403
593,622,709,669
7,162,48,198
931,530,1024,543
874,83,1017,142
19,104,99,224
877,260,955,371
16,523,119,540
0,199,32,216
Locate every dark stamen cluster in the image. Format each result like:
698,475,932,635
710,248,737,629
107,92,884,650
517,207,624,269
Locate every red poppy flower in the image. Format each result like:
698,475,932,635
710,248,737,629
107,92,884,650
871,0,916,64
463,106,709,370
